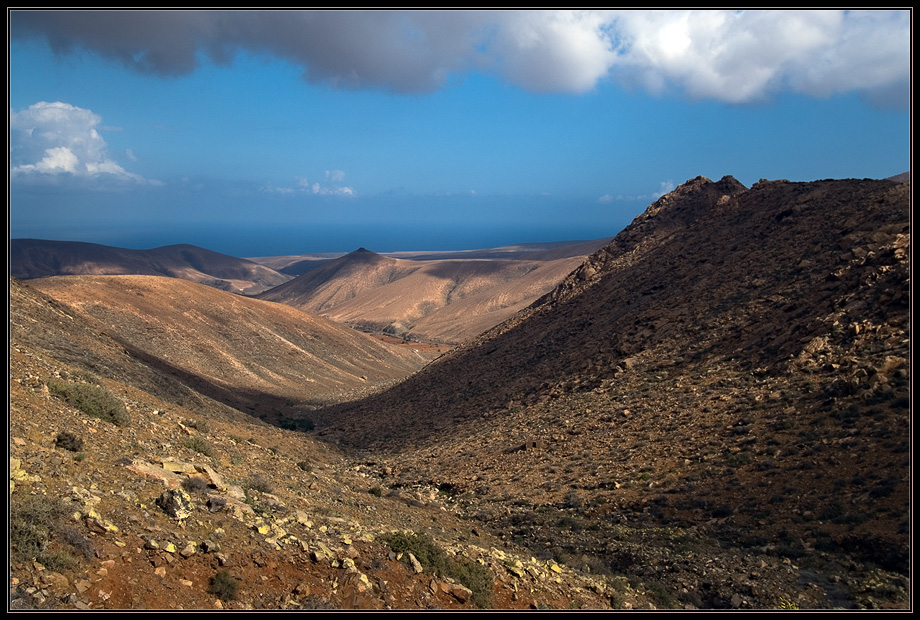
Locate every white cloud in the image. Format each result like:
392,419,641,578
260,173,356,197
10,101,155,183
488,10,617,93
606,10,908,106
652,179,675,199
598,179,676,204
11,10,909,106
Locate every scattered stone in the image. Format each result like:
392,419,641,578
156,489,193,520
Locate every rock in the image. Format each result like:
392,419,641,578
207,496,227,512
161,459,196,475
156,488,193,520
201,539,219,553
450,584,473,603
408,553,423,574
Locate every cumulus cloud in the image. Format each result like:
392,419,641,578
10,9,909,106
605,10,909,106
10,101,155,183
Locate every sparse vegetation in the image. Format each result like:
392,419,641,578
54,430,84,452
10,493,76,568
184,418,212,434
380,531,494,608
209,570,239,601
47,378,130,426
181,436,215,458
244,473,273,494
280,417,315,432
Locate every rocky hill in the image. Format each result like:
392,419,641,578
23,275,433,423
312,176,911,609
10,240,292,295
8,175,910,610
256,248,595,345
10,278,614,610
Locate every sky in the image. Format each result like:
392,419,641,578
8,9,911,256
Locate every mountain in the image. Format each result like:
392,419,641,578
10,240,293,295
24,275,433,422
256,247,599,344
312,176,910,608
11,276,613,610
8,175,910,610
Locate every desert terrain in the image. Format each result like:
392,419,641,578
9,175,910,610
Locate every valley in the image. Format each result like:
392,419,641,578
8,175,911,610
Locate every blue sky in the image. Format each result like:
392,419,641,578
9,10,910,256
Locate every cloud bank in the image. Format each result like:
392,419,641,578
10,101,155,184
11,9,909,107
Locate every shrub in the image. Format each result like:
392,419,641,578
10,494,70,564
244,473,273,494
280,417,315,432
209,570,239,601
181,436,215,458
60,525,94,560
184,418,212,434
380,532,493,608
54,431,85,452
47,379,130,426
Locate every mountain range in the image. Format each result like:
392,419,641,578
8,174,910,610
10,240,293,295
255,244,608,344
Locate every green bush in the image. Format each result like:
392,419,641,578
209,570,239,601
181,436,215,458
47,379,130,426
10,494,74,567
380,531,493,608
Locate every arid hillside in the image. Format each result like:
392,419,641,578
26,275,433,421
11,278,620,611
8,175,910,610
10,240,292,295
313,176,911,609
256,247,600,344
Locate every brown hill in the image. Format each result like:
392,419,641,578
26,275,433,421
10,240,293,295
11,277,616,611
257,248,593,344
312,176,910,609
7,175,910,610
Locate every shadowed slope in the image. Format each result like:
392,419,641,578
28,275,433,422
312,176,910,593
11,240,292,294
